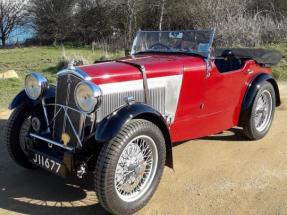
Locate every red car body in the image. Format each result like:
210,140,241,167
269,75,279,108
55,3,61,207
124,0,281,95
6,30,283,215
79,54,272,143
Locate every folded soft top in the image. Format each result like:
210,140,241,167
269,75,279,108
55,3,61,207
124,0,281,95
214,48,284,66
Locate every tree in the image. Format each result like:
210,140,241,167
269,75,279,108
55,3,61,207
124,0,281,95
29,0,77,45
105,0,146,47
74,0,113,43
0,0,27,47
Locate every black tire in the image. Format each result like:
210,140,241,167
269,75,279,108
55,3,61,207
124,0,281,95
243,81,276,140
5,104,36,169
94,119,166,215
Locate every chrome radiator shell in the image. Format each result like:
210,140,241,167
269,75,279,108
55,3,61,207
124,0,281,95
53,74,84,148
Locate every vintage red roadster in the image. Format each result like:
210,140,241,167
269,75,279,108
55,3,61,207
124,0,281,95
5,29,282,214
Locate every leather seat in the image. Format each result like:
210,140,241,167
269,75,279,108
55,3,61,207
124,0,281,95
215,50,243,73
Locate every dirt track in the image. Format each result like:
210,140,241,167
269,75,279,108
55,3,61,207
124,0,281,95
0,83,286,215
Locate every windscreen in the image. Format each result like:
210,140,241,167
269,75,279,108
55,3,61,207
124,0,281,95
131,29,215,58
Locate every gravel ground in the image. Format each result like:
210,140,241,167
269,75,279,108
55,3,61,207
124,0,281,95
0,83,286,215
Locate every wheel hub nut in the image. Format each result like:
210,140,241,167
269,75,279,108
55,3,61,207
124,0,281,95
31,117,41,132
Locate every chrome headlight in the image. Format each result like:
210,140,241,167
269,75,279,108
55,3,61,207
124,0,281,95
25,73,48,100
74,81,102,113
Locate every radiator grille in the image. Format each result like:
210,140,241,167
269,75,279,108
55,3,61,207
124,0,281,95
97,87,166,121
53,74,83,148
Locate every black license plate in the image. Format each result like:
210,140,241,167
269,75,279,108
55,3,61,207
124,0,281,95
30,151,66,176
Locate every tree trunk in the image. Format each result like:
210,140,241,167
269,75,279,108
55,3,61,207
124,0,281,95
53,37,57,46
127,0,134,47
128,12,133,44
159,0,166,31
1,37,5,47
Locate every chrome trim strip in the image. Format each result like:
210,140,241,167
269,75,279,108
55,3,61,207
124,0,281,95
62,74,72,136
90,112,96,133
48,105,63,125
41,98,50,133
29,133,74,151
57,67,91,81
65,111,82,147
46,103,93,117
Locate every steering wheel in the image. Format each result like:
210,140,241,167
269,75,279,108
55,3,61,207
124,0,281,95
149,43,171,50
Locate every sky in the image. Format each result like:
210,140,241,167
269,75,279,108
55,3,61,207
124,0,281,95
6,26,35,45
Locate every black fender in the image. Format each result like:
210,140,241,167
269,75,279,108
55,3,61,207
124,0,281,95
95,102,173,168
9,85,56,110
239,73,280,126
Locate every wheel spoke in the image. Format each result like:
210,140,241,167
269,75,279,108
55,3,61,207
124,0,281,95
114,135,158,202
254,90,273,132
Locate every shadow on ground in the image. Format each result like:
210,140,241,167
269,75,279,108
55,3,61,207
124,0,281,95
174,127,247,147
199,127,247,142
0,119,109,215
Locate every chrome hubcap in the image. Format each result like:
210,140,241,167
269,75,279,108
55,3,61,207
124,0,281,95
254,90,272,132
115,135,158,202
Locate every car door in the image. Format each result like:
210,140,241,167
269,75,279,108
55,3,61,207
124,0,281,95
201,60,247,134
170,58,250,143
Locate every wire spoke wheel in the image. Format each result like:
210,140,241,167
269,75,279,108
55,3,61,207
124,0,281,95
254,90,273,132
115,135,158,202
243,81,276,140
95,119,166,214
5,104,37,169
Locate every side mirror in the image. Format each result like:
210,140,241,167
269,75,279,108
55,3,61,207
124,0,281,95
125,49,130,57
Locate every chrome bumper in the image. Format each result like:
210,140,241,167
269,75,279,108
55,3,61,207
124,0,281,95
29,133,74,151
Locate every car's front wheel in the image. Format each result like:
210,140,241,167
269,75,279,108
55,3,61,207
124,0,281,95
243,81,276,140
94,119,166,215
5,104,37,169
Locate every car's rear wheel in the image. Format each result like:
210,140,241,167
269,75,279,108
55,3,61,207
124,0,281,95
94,119,166,215
243,81,276,140
5,104,36,169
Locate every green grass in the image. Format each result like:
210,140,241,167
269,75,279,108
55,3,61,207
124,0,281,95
0,46,123,108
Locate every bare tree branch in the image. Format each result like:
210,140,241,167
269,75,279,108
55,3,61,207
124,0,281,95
29,0,77,45
0,0,27,47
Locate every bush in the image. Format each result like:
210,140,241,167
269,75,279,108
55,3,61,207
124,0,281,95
56,55,86,70
259,16,287,44
190,0,287,47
